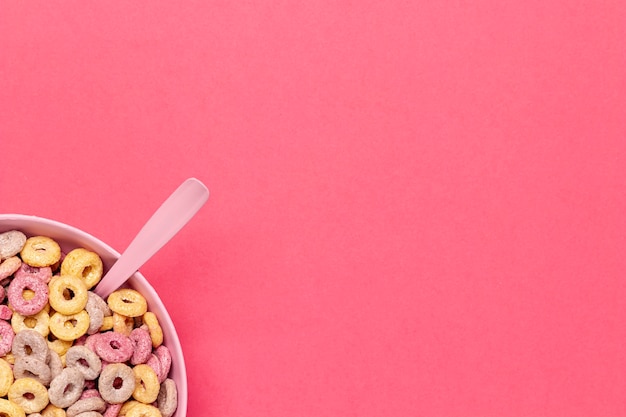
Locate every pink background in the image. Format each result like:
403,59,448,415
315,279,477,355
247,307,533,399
1,1,625,415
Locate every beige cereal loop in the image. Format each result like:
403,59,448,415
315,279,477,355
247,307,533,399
107,289,147,318
49,311,90,341
0,398,26,417
49,276,88,315
20,236,62,268
142,312,163,348
8,377,50,414
60,249,103,290
0,230,27,260
0,357,14,396
132,365,160,404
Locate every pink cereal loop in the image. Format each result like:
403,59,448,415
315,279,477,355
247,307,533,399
81,389,102,399
0,285,5,303
7,274,49,315
0,305,12,320
154,345,172,383
146,354,165,383
94,332,134,363
129,327,152,365
103,402,122,417
14,262,53,284
0,320,14,356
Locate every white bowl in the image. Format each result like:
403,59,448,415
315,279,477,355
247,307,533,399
0,214,187,417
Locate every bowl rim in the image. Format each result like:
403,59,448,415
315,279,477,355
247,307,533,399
0,213,188,417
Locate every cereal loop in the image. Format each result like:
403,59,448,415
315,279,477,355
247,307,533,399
98,363,135,404
49,276,88,315
60,249,103,290
14,263,53,284
20,236,61,268
94,332,133,363
41,404,67,417
132,364,160,404
103,403,122,417
12,356,52,386
48,368,85,409
0,256,22,280
65,346,102,380
11,309,50,337
48,350,64,381
107,290,147,318
41,404,66,417
142,312,163,348
112,313,134,336
65,397,106,417
8,377,49,413
47,336,73,357
0,357,14,396
0,320,15,356
156,379,177,417
129,328,152,365
7,275,49,316
0,398,26,417
125,403,162,417
49,311,90,341
0,230,27,260
12,330,49,363
99,316,114,332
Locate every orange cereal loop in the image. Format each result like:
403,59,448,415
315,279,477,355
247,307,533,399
113,312,135,336
20,236,61,267
142,312,163,348
0,398,26,417
41,403,67,417
60,248,103,289
108,289,147,318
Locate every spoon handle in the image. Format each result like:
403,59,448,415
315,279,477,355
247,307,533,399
94,178,209,298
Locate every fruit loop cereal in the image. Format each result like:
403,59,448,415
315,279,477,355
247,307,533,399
0,230,178,417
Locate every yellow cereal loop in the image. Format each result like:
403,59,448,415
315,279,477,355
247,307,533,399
48,275,88,315
142,312,163,348
20,236,61,267
8,377,49,413
11,309,50,337
113,312,134,336
47,336,73,357
108,289,148,317
49,310,90,341
0,358,14,396
120,400,142,416
99,315,114,331
124,402,162,417
60,248,103,289
41,403,67,417
132,365,160,404
0,399,26,417
1,352,16,365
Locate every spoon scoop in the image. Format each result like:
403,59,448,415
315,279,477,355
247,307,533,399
94,178,209,298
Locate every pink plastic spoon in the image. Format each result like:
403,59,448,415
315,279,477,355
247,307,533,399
94,177,209,298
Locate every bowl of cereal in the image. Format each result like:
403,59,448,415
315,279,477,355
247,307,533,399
0,213,187,417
